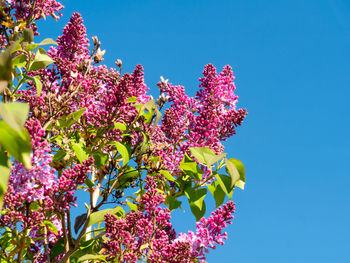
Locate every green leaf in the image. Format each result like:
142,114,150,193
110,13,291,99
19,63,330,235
0,148,11,207
71,142,88,164
144,99,155,112
140,243,149,251
126,200,138,212
53,150,66,162
185,187,207,221
29,47,54,71
77,254,107,263
189,147,226,166
160,170,175,182
23,28,34,43
139,132,149,154
0,121,32,169
68,108,85,121
88,207,124,227
49,238,65,258
43,220,58,234
214,173,233,196
114,122,127,131
30,201,40,211
93,152,109,168
57,108,85,128
84,178,94,189
0,43,16,81
208,181,226,207
32,76,42,97
38,38,57,46
25,43,38,52
12,54,27,68
166,195,182,211
228,158,246,190
0,102,29,134
225,158,240,187
152,109,162,130
114,142,129,167
126,96,137,103
179,154,202,181
79,238,94,250
74,213,87,234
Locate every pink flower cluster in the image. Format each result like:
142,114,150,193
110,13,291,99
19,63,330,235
0,7,246,261
104,178,236,263
154,64,247,174
1,0,63,35
175,201,235,261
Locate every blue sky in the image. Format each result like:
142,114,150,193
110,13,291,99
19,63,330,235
38,1,350,262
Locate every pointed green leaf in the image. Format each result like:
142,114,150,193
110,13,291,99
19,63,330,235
0,121,31,169
0,102,29,134
144,99,155,112
25,43,38,51
29,47,54,71
43,220,58,234
53,150,66,162
33,76,42,97
114,142,129,167
189,147,226,166
207,181,226,207
225,158,240,187
0,43,16,81
185,187,207,221
166,195,182,211
93,152,109,168
126,200,138,212
114,122,127,131
228,158,246,190
23,28,34,43
0,148,11,207
160,170,175,182
179,154,202,181
71,142,88,164
88,207,124,227
214,173,233,196
38,38,57,46
12,54,27,68
49,238,65,258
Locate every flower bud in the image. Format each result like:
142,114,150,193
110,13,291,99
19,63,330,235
115,59,122,68
94,47,106,63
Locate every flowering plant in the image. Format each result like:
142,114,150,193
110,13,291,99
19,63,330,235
0,1,247,262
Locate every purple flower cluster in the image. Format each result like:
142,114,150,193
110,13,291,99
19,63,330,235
104,178,236,263
1,0,63,35
154,64,247,173
10,119,56,202
175,201,235,261
0,6,246,261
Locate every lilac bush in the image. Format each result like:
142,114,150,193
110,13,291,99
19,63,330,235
0,1,247,262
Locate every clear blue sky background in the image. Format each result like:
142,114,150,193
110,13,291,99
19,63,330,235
38,1,350,262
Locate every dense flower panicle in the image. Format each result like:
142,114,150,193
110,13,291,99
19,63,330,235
153,64,247,173
1,0,63,35
104,178,236,263
175,201,236,262
54,12,89,61
10,119,56,202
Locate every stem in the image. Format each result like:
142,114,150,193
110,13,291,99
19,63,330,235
66,210,74,246
16,232,25,263
60,212,70,263
43,226,51,263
